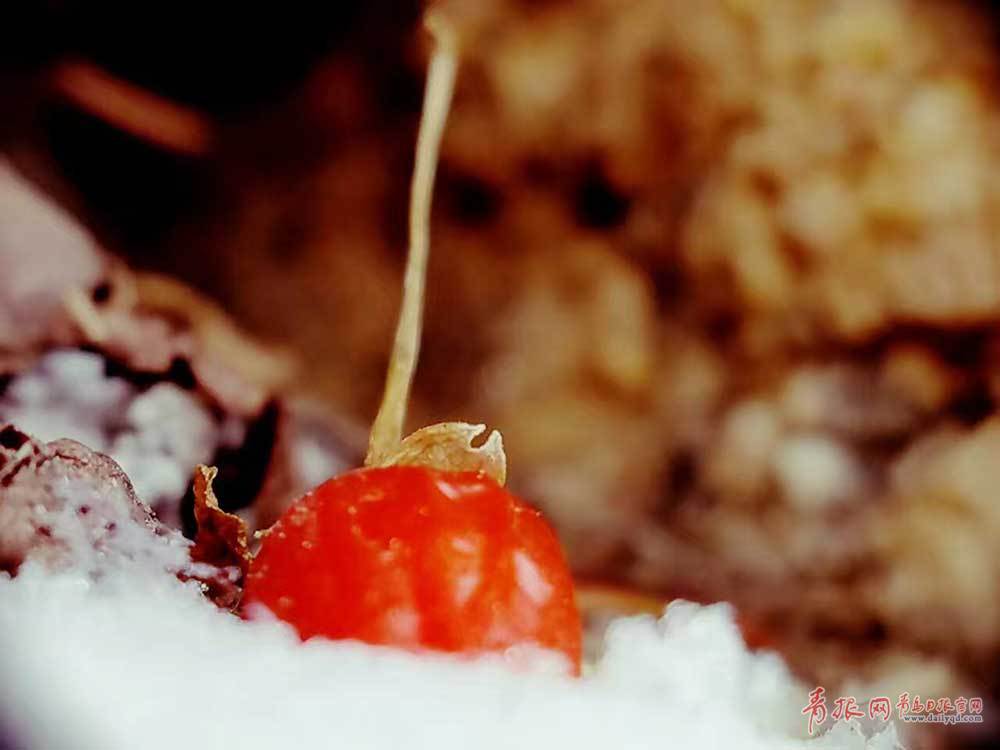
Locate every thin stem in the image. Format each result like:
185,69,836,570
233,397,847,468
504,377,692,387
366,14,459,465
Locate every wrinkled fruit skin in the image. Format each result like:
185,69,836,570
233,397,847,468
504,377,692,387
243,466,582,673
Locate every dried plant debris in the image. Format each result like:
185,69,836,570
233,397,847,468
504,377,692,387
62,271,292,419
71,271,295,418
0,163,361,612
0,424,254,607
0,163,350,606
0,158,291,420
376,422,506,485
191,465,251,580
0,158,357,541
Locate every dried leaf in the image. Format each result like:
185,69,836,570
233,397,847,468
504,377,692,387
377,422,507,485
63,271,294,418
191,465,252,581
133,272,295,399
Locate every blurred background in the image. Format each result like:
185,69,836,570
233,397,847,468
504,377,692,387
4,0,1000,747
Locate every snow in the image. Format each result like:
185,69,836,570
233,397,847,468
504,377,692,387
0,349,237,525
17,462,190,577
0,548,897,750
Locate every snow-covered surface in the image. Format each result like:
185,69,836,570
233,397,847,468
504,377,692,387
0,555,896,750
0,349,239,524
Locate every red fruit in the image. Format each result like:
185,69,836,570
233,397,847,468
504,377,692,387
242,465,582,673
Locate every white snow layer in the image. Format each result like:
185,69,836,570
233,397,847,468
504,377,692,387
0,349,239,523
0,562,896,750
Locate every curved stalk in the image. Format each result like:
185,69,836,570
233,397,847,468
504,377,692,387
366,14,459,466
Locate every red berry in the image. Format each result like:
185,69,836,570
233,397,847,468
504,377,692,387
242,466,582,673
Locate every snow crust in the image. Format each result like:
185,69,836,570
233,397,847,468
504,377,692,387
0,556,896,750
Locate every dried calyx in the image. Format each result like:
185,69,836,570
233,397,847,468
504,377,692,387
377,422,506,485
363,12,507,486
191,465,251,584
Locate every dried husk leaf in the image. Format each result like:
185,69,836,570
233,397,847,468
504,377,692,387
60,270,295,418
191,465,251,602
133,272,295,396
376,422,507,485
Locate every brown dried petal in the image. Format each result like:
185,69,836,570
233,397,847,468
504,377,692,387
60,268,294,419
134,273,295,407
377,422,507,485
191,465,251,588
